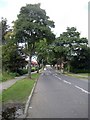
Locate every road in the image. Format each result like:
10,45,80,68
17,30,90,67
27,66,89,118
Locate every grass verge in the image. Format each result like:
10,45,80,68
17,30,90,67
0,73,2,82
65,72,88,79
2,79,35,103
1,73,40,104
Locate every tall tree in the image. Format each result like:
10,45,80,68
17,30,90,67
14,3,55,78
54,27,88,72
35,39,50,69
2,32,27,73
1,17,9,44
70,46,90,73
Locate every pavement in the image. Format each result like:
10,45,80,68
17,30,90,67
27,66,89,118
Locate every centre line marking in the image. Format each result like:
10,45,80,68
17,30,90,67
63,80,71,84
55,76,61,80
75,85,90,94
55,76,62,81
58,78,61,80
55,76,59,79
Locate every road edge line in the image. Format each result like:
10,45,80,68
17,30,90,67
18,77,39,118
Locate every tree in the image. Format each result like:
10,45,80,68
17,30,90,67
2,28,27,73
53,27,88,72
70,46,90,73
14,3,55,78
35,39,50,69
1,17,9,44
2,40,27,73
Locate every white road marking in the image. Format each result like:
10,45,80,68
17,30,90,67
55,76,59,79
75,85,90,94
58,78,61,80
53,73,90,95
55,76,61,80
63,80,71,85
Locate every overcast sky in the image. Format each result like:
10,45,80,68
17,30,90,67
0,0,88,38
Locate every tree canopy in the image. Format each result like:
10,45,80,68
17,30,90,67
13,3,55,77
14,3,55,44
1,17,10,44
1,3,89,75
49,27,89,73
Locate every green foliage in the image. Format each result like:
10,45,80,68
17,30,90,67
31,66,40,72
36,39,50,66
70,69,90,73
0,73,2,82
2,79,35,103
57,27,88,60
70,46,90,73
14,3,55,45
31,66,36,72
51,27,89,72
1,17,9,44
2,41,27,73
65,73,88,79
14,3,55,77
0,46,2,72
2,72,18,82
2,69,28,82
16,69,28,75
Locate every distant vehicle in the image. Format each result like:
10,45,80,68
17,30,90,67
46,65,50,67
44,68,46,70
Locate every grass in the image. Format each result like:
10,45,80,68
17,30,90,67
1,73,40,104
0,93,2,103
0,72,2,82
2,79,35,103
65,72,88,79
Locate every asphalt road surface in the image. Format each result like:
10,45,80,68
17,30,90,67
27,66,89,118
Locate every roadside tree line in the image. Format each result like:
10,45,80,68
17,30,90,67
48,27,90,73
1,3,90,78
1,3,55,78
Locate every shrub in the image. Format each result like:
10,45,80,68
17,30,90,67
31,67,36,72
17,69,28,75
2,72,17,82
70,68,90,73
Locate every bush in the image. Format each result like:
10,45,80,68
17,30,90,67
9,72,19,77
2,69,28,82
2,72,17,82
17,69,28,75
31,67,36,72
22,69,28,74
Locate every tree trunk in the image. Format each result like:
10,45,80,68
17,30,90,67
37,66,39,73
57,63,58,70
28,53,32,78
67,61,70,73
59,58,61,71
61,62,64,73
